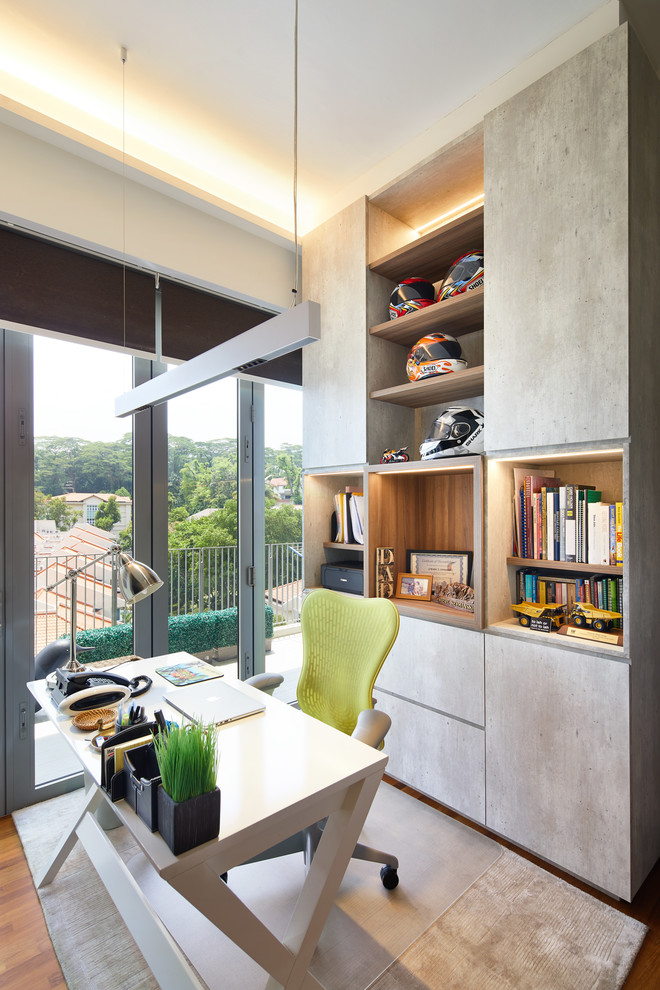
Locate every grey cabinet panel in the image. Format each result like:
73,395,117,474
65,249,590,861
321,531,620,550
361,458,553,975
375,690,485,824
485,635,631,898
376,616,484,726
484,26,629,450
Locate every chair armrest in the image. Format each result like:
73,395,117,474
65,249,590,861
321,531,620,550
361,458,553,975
245,673,285,695
352,709,391,749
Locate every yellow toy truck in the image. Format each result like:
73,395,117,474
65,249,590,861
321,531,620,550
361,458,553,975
511,602,566,629
569,603,621,632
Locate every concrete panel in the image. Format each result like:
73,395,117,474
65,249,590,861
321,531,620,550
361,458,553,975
302,199,369,469
484,26,629,451
375,690,485,824
627,26,660,897
485,635,631,898
376,616,484,726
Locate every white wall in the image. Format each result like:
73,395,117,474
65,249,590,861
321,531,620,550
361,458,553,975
0,122,296,313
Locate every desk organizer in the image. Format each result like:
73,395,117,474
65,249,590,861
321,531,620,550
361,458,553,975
100,721,160,803
124,743,162,831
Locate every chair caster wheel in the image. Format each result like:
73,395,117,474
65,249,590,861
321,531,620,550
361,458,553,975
380,865,399,890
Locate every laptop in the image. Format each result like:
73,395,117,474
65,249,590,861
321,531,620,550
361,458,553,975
163,679,266,727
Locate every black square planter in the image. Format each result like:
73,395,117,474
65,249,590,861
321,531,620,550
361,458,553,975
157,786,221,855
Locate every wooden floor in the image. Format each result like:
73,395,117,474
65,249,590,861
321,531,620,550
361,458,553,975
1,785,659,989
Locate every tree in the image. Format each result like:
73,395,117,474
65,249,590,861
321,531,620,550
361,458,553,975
34,491,81,531
276,452,302,504
94,496,120,531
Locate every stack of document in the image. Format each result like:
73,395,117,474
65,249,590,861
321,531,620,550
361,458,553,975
333,491,364,544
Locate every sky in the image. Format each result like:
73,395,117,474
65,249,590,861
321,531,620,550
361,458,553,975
33,335,302,448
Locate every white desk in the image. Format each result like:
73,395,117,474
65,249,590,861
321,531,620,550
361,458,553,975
28,653,388,990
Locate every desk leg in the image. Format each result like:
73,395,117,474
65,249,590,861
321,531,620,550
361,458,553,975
37,781,105,888
269,769,383,990
76,813,205,990
171,769,383,990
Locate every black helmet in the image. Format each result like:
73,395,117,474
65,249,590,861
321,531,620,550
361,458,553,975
420,407,484,459
389,277,436,319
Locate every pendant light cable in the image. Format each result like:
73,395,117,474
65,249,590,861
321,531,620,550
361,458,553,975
121,46,127,347
291,0,299,306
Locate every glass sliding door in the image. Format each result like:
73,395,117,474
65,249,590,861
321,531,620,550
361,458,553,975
32,336,133,793
263,382,303,679
166,376,242,674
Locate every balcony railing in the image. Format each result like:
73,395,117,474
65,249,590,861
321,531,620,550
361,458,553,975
34,542,303,653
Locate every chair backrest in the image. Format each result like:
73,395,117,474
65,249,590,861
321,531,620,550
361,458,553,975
297,589,400,735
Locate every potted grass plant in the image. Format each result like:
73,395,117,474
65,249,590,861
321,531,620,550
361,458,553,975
153,721,220,855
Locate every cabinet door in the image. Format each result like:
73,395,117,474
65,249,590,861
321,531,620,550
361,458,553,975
375,690,485,824
485,635,631,899
376,617,484,726
484,27,629,449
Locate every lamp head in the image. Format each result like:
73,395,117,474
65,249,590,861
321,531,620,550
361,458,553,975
118,552,163,604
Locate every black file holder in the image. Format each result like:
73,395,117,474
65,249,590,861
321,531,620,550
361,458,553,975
123,743,162,831
100,721,160,804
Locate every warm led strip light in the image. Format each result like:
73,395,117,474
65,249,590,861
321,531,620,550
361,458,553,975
416,195,485,235
492,448,623,462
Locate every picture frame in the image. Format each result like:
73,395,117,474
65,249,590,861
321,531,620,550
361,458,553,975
406,549,473,591
395,572,433,601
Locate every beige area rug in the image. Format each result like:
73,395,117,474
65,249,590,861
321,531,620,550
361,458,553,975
13,782,499,989
368,848,647,990
13,784,645,990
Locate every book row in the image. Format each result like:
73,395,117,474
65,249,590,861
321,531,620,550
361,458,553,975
512,472,623,565
516,567,623,627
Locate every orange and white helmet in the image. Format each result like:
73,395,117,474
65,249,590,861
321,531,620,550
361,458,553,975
406,333,467,382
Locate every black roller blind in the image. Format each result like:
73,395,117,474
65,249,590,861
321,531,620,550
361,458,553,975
0,226,302,385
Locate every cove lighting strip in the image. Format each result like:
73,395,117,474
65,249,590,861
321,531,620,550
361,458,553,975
115,300,320,417
416,195,485,235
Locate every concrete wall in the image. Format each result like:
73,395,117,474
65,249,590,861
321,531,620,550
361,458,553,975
484,25,630,451
302,199,370,469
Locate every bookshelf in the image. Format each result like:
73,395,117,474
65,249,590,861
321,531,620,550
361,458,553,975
487,445,626,657
303,26,660,902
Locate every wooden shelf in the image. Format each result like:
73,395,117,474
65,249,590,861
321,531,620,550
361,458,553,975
394,597,479,628
323,541,364,551
506,556,623,576
370,285,483,346
370,365,484,407
369,205,484,283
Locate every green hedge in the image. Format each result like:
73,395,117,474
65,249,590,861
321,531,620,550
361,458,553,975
75,606,274,663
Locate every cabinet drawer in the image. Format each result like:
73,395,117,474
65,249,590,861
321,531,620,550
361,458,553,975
375,690,485,824
376,616,484,726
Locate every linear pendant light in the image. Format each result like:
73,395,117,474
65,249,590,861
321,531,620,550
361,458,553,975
115,299,320,417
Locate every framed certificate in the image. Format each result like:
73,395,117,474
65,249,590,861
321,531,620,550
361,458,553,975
406,550,473,591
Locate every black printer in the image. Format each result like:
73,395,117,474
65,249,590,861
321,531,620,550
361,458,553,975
321,560,364,595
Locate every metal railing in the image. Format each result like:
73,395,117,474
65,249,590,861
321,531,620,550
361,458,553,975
35,542,302,652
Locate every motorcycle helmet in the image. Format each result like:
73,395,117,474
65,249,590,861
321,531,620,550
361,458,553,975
420,406,484,459
406,333,467,382
389,277,436,319
437,251,484,301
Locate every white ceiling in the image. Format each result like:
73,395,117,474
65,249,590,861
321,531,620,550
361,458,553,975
0,0,657,242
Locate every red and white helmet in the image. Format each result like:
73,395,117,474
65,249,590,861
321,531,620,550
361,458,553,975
389,277,436,319
406,333,467,382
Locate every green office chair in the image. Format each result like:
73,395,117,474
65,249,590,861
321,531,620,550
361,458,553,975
247,588,401,889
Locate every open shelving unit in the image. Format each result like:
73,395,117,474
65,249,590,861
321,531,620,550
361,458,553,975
486,444,627,657
367,206,484,413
